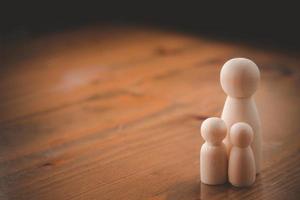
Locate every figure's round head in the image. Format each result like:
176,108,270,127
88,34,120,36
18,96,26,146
230,122,253,148
201,117,227,145
220,58,260,98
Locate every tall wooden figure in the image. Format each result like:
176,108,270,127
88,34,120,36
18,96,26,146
228,122,256,187
220,58,262,174
200,117,227,185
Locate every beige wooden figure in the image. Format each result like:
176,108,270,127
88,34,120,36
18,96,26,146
228,122,256,187
200,117,227,185
220,58,262,174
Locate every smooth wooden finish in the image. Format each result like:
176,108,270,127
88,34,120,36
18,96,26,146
221,58,262,173
200,117,227,185
0,25,299,200
228,122,256,187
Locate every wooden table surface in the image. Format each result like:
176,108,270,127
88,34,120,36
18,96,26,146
0,26,299,200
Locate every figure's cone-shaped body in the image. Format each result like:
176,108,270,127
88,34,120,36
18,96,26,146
200,117,228,185
220,58,262,174
228,122,256,187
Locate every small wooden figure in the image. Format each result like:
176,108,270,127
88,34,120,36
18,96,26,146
220,58,262,174
228,122,256,187
200,117,227,185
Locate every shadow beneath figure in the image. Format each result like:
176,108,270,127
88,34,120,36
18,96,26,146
200,182,231,200
163,173,267,200
199,175,266,200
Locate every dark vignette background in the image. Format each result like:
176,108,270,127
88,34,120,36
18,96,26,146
1,1,300,51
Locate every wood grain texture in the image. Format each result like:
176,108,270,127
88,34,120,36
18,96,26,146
0,25,299,200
